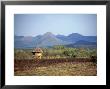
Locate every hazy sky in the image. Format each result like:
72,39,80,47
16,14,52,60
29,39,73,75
14,14,97,36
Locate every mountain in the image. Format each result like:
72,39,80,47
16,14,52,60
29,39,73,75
15,36,24,41
74,40,96,45
68,33,83,38
67,33,83,43
14,36,36,48
14,32,68,48
56,35,68,41
56,33,84,43
56,33,96,43
82,36,97,42
14,32,97,48
65,40,97,48
35,32,68,47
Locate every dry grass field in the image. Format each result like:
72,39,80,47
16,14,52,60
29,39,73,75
14,58,97,76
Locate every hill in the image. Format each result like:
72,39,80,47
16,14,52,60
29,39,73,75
14,32,97,48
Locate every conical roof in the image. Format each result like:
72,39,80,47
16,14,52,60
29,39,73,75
34,48,43,53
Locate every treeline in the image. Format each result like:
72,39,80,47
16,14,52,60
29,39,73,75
14,45,97,60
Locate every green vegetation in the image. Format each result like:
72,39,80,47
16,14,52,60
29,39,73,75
14,45,97,60
14,45,97,76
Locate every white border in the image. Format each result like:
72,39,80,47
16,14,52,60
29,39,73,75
5,5,106,85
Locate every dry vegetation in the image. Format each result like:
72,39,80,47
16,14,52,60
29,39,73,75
14,59,97,76
14,47,97,76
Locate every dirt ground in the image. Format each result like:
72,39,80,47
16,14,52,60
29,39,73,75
14,58,97,76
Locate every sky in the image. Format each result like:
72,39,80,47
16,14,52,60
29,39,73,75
14,14,97,36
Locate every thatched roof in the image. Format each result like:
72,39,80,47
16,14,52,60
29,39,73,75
33,48,43,53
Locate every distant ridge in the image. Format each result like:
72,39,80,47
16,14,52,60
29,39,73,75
14,32,97,48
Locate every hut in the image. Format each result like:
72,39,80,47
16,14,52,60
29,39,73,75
32,48,43,59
